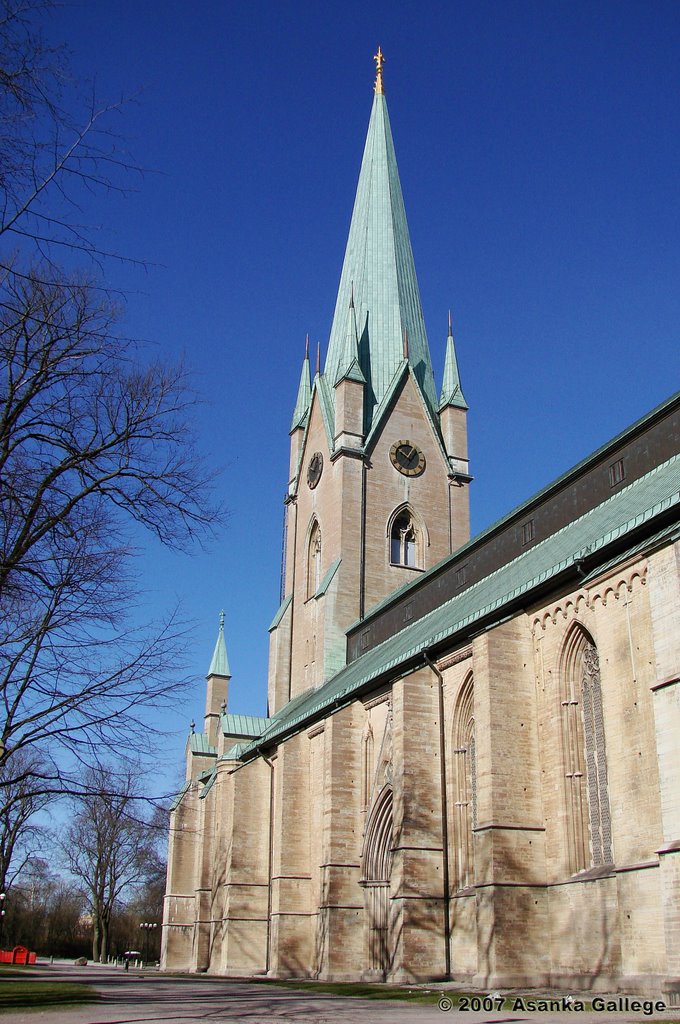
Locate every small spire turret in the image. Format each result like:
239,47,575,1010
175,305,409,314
334,288,365,386
208,609,231,678
290,336,312,431
439,312,468,411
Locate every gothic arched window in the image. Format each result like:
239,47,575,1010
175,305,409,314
307,520,322,599
451,674,476,890
560,625,612,874
390,510,417,567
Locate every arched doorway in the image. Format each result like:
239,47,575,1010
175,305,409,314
361,785,393,977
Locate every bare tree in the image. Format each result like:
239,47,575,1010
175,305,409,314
0,1,221,825
0,751,47,892
0,267,219,796
61,765,155,962
0,0,141,275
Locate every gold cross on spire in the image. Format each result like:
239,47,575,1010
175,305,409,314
373,46,385,94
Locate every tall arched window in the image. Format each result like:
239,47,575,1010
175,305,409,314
560,625,612,873
390,510,417,567
307,520,322,598
451,674,476,890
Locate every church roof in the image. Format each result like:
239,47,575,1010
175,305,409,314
221,713,270,738
189,732,217,756
208,611,230,677
239,447,680,759
322,74,438,434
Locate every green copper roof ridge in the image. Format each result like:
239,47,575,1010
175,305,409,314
324,90,438,433
439,326,468,410
314,557,341,598
290,347,312,431
269,593,292,631
208,611,231,677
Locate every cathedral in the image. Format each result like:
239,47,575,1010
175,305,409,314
161,53,680,998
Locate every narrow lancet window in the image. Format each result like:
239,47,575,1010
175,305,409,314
390,510,417,567
307,520,322,598
451,674,476,890
560,626,612,873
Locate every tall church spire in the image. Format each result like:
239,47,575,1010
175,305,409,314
323,51,438,431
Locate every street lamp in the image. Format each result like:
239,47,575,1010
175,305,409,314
0,893,6,949
139,922,158,965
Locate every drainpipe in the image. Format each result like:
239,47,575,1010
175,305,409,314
423,651,451,979
359,458,367,619
286,498,298,704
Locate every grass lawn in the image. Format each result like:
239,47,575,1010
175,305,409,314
248,977,445,1003
0,980,99,1013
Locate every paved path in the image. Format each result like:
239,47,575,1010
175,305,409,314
2,963,677,1024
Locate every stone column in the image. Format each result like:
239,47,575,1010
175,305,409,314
217,756,271,974
472,617,550,988
268,733,313,976
162,786,200,971
317,704,364,980
390,665,447,981
648,542,680,1003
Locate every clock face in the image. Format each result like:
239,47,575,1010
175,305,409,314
307,451,324,489
390,440,426,477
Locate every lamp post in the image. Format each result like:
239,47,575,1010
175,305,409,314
139,922,157,965
0,893,5,949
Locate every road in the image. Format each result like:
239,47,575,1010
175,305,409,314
2,962,676,1024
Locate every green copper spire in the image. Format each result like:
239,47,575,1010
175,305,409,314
334,289,366,386
439,311,468,410
208,610,231,677
290,335,312,431
323,56,438,430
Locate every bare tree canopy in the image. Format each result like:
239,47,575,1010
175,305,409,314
0,0,140,273
0,271,218,786
0,0,222,816
0,750,47,892
61,765,159,962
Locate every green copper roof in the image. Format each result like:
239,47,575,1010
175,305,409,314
237,452,679,759
314,557,341,598
439,317,468,410
189,732,217,756
208,610,231,677
290,342,312,431
221,713,270,738
323,89,438,432
269,593,292,631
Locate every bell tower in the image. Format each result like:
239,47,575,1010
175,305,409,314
268,51,470,714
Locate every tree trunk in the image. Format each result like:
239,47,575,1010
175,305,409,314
92,918,101,962
100,908,111,963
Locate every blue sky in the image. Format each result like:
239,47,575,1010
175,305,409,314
51,0,680,779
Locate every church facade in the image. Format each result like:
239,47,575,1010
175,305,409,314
161,56,680,997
